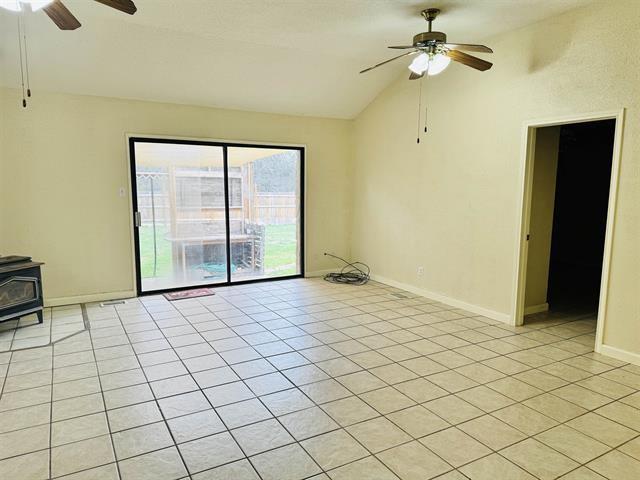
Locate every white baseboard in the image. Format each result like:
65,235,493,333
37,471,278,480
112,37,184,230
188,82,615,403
370,274,511,324
524,303,549,315
45,290,136,307
598,344,640,366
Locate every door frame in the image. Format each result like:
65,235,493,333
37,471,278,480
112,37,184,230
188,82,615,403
126,134,306,295
511,109,625,354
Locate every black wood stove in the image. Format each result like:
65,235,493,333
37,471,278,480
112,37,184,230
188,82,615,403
0,256,45,324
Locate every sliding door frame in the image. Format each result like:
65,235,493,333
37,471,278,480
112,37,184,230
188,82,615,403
128,136,305,296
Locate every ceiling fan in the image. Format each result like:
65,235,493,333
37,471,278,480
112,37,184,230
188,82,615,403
360,8,493,79
0,0,137,30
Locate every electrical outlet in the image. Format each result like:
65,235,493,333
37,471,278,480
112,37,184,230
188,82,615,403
417,266,424,277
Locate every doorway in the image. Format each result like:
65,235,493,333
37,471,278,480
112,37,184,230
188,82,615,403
129,138,304,294
513,110,624,349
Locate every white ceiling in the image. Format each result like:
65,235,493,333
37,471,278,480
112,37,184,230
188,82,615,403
0,0,592,119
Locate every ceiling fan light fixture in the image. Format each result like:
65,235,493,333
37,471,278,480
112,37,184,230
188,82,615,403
427,53,451,76
408,53,429,74
0,0,54,11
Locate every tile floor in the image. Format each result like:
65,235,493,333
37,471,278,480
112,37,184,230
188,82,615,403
0,305,85,352
0,278,639,479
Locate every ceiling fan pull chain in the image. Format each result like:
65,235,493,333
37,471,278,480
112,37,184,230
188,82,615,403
16,14,26,107
22,14,31,98
416,75,423,143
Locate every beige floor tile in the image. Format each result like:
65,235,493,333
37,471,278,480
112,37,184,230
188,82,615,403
203,381,255,407
112,421,174,459
302,429,369,470
456,385,514,412
322,396,379,426
486,377,543,402
0,403,50,434
52,393,104,421
0,423,49,460
178,431,244,474
192,459,260,480
394,378,448,403
524,393,587,422
107,401,162,432
245,372,294,396
387,404,450,438
596,401,640,431
427,371,478,393
329,456,400,480
0,385,51,412
552,384,611,410
279,406,339,440
502,438,579,480
347,417,411,453
360,386,416,414
103,383,154,410
458,415,526,450
578,375,636,399
168,409,226,443
558,466,607,479
231,418,294,456
0,450,49,480
455,363,505,384
423,395,483,425
536,425,610,463
588,450,640,480
491,403,558,436
52,412,109,447
336,371,387,394
60,463,119,479
370,364,418,384
377,441,452,480
300,379,352,404
251,443,321,480
216,398,272,429
51,434,115,477
157,390,210,419
514,369,568,391
399,357,447,376
420,428,491,467
459,453,535,479
566,412,637,447
118,446,187,480
260,388,314,416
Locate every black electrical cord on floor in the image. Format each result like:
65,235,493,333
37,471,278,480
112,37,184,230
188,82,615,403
323,252,370,285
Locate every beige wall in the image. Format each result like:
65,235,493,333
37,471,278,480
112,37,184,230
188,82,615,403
524,126,560,310
352,1,639,356
0,89,352,304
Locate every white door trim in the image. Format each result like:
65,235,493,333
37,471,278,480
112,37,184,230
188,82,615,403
511,109,626,357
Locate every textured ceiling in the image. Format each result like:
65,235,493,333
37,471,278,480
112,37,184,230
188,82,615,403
0,0,593,118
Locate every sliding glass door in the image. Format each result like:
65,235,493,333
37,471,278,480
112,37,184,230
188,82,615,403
130,138,304,294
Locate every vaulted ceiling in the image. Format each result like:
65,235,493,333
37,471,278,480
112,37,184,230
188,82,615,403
0,0,592,118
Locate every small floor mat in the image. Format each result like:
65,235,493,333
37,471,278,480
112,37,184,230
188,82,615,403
163,288,216,301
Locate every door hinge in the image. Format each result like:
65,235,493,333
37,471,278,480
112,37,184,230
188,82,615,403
134,211,142,227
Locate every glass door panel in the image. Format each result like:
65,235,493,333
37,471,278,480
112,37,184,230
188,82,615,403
227,147,303,281
132,141,228,293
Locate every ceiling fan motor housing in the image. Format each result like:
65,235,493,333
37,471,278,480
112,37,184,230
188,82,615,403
413,31,447,47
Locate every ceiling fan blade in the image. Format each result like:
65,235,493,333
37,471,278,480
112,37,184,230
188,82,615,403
409,71,424,80
443,43,493,53
94,0,137,14
43,0,81,30
360,51,417,74
388,45,417,49
446,49,493,71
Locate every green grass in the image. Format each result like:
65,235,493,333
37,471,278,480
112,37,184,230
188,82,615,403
139,223,298,279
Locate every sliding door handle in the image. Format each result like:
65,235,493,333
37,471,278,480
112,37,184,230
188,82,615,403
134,211,142,227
